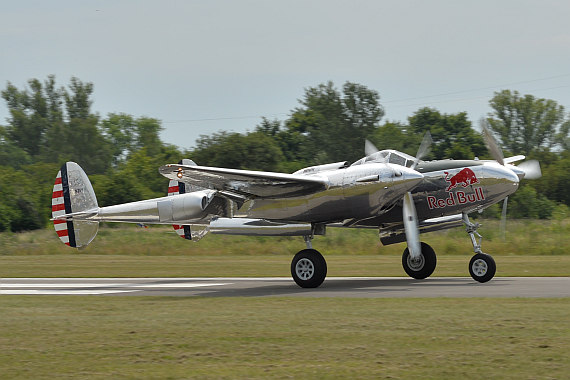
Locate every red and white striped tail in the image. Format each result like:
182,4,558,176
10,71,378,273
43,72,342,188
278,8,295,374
51,162,99,248
52,170,72,246
168,178,192,240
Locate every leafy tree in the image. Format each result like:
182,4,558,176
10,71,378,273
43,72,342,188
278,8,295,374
285,81,384,163
0,125,32,169
0,166,47,231
255,117,281,137
93,143,183,207
66,116,113,174
280,110,321,165
190,131,285,171
255,118,312,172
507,184,556,219
91,171,146,207
2,79,51,157
64,77,93,120
487,90,568,155
368,121,422,157
1,76,112,174
101,113,165,165
532,152,570,205
407,108,486,160
556,118,570,151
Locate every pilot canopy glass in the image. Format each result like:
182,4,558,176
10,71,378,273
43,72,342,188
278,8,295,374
351,150,416,168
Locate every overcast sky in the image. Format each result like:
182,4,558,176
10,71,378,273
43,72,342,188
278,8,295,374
2,0,570,149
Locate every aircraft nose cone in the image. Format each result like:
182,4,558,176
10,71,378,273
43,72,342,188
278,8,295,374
500,165,521,184
484,162,520,188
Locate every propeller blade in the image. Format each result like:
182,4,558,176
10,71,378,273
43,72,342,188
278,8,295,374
411,131,432,169
482,123,504,166
517,159,542,179
365,139,379,157
402,192,421,258
500,196,508,240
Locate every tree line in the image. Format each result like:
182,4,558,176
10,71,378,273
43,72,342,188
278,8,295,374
0,76,568,232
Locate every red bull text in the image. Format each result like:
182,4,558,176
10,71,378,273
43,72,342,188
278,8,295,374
427,187,485,209
427,168,485,210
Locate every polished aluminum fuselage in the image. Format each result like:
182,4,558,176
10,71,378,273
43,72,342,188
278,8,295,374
237,163,423,223
65,157,519,234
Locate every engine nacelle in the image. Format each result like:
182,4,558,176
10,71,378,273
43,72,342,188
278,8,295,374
157,191,213,222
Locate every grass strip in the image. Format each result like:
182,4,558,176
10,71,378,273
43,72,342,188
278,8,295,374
0,296,568,379
1,219,568,257
1,255,569,278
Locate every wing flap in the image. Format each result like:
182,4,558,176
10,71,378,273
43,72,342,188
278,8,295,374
159,164,329,198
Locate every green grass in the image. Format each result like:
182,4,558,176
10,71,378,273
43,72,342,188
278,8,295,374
0,219,568,278
0,296,568,379
1,221,568,378
1,218,569,257
1,255,569,278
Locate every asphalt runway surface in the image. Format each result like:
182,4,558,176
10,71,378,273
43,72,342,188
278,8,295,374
1,277,569,297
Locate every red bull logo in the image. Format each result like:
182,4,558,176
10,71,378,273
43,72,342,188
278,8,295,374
444,168,478,191
427,168,485,210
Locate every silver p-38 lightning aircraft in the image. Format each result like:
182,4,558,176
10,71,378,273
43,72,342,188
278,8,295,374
51,130,540,288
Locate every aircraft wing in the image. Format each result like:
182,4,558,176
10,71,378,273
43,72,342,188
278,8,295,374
159,164,329,199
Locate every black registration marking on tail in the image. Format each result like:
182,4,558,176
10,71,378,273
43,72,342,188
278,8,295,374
60,163,77,248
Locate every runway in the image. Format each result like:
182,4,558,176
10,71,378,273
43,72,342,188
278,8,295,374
1,277,569,297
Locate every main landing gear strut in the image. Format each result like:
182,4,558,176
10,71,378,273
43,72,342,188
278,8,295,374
462,213,496,283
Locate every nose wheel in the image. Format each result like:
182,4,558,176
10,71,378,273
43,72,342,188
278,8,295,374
463,213,496,283
469,253,496,283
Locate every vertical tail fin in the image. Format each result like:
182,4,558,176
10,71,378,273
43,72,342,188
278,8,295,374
52,162,99,248
168,159,198,240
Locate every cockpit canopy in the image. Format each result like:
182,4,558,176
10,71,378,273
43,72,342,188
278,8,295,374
351,149,417,167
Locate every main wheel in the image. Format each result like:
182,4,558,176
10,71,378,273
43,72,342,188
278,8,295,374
291,249,327,288
402,242,437,280
469,253,496,283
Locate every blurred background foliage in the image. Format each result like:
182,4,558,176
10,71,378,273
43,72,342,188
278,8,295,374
0,76,568,232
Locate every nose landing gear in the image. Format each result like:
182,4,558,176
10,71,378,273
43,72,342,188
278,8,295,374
463,213,496,283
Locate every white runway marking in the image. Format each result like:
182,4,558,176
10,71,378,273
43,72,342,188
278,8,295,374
0,279,232,295
1,277,569,297
0,290,138,295
0,283,125,288
130,282,231,288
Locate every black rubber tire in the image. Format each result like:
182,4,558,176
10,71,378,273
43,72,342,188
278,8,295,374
469,253,496,283
291,249,327,288
402,242,437,280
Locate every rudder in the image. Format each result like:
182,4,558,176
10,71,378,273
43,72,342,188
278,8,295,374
52,162,99,248
168,159,198,240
